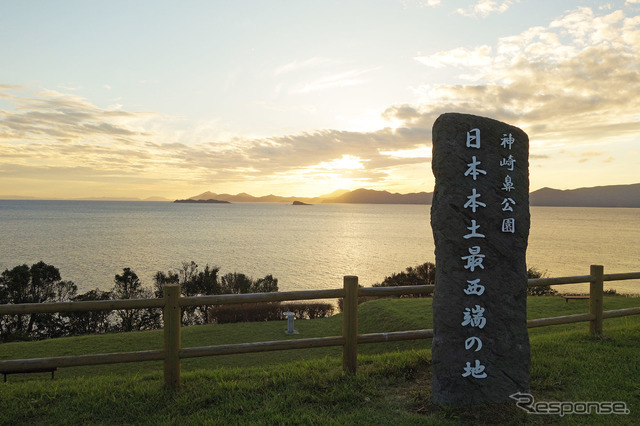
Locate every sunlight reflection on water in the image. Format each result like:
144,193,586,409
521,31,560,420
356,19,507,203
0,201,638,295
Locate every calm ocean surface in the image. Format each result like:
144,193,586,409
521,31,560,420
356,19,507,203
0,200,638,295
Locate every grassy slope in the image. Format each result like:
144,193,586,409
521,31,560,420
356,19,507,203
1,296,639,424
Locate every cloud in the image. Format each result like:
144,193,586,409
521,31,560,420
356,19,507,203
580,151,606,157
274,57,337,75
0,84,22,99
57,83,82,91
132,124,432,190
0,85,433,193
379,146,431,159
405,7,640,146
0,88,151,144
401,0,441,7
573,151,621,165
296,68,377,93
0,88,173,188
414,45,493,68
0,163,154,183
3,6,638,197
456,0,520,18
254,101,316,114
175,6,639,191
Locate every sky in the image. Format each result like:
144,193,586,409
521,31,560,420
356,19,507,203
1,0,639,200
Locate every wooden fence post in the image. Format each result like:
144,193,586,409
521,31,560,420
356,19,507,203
589,265,604,336
163,284,181,388
342,275,359,374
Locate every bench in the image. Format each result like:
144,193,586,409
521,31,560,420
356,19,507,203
562,295,589,303
2,367,57,382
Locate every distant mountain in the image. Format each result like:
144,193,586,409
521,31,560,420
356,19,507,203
530,184,640,208
188,191,320,204
185,188,430,204
181,183,640,207
189,191,220,201
318,189,351,199
174,198,230,204
326,188,432,204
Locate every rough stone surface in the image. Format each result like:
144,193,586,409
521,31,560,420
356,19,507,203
430,113,530,406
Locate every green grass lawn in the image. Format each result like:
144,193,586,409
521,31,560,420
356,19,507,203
1,296,639,424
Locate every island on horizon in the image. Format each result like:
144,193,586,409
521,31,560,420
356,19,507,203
178,183,640,208
3,182,639,208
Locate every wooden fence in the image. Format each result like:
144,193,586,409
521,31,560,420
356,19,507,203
0,264,639,388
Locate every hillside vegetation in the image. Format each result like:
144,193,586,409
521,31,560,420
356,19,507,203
1,296,639,424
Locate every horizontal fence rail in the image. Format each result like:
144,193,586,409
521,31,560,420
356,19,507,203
526,313,595,328
180,336,345,359
602,307,640,319
359,285,434,297
0,265,638,388
180,288,346,307
602,272,640,282
527,275,593,287
0,298,166,315
0,350,165,373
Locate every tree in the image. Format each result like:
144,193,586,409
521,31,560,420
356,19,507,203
372,262,435,297
1,264,38,341
526,267,557,296
154,262,221,325
184,264,221,324
153,270,179,299
0,262,77,341
180,262,221,297
252,274,278,293
340,261,438,310
220,272,253,294
0,281,7,307
34,279,78,339
220,272,279,294
112,268,160,332
210,272,280,324
65,289,114,336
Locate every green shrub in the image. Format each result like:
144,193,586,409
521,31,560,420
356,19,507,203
372,262,435,290
208,302,334,324
526,267,558,296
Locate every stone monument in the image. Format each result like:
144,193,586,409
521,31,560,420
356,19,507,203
430,112,530,405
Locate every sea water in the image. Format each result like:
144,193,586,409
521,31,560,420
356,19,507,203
0,200,638,294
